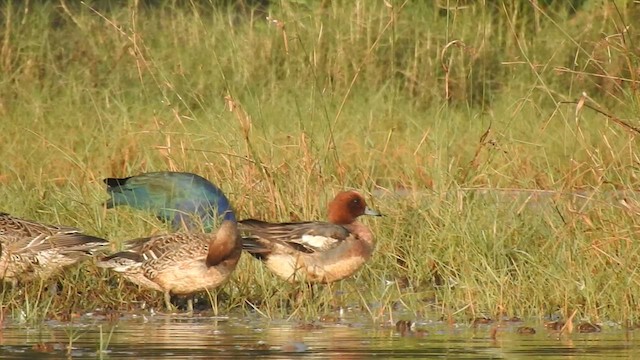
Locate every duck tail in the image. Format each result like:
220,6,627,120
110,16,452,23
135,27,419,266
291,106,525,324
241,236,271,260
97,251,143,272
61,234,111,256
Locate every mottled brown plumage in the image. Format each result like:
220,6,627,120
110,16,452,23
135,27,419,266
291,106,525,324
0,212,109,284
98,219,242,312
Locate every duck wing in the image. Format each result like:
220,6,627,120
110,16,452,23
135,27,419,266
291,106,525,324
117,233,207,262
239,219,351,254
8,233,106,253
0,212,79,240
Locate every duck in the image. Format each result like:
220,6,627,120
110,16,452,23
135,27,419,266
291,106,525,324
98,172,382,284
0,212,109,285
99,172,242,312
240,190,382,283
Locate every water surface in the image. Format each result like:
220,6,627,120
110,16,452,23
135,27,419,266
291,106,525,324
0,312,637,359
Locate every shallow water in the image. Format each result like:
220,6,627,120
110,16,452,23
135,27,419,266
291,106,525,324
0,312,638,359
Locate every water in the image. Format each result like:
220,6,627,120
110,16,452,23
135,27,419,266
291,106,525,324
0,312,638,359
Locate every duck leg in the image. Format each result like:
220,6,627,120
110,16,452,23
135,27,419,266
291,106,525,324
187,297,195,314
164,291,173,312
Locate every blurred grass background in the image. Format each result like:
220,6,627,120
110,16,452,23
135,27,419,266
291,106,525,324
1,0,639,324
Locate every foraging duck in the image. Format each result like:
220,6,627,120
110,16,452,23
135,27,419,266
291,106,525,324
98,211,241,313
0,212,109,284
99,172,242,312
240,191,382,283
103,171,232,232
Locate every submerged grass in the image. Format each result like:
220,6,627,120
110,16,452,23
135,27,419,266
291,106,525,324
1,0,639,325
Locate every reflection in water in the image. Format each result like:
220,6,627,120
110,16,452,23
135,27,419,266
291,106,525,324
0,314,638,359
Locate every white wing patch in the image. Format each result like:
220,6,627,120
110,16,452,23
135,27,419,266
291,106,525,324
297,235,340,251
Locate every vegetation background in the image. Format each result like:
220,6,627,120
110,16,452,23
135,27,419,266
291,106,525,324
1,0,639,325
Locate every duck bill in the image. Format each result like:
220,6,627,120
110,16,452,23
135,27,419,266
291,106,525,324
364,206,383,217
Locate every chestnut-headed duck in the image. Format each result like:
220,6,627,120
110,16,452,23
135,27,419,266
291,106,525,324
0,212,109,284
240,191,382,283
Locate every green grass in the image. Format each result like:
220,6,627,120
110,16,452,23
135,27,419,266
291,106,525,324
1,0,639,324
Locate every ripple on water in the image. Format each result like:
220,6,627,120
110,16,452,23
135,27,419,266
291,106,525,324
0,314,638,359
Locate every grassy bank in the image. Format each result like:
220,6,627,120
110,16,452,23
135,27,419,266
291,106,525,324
1,0,639,324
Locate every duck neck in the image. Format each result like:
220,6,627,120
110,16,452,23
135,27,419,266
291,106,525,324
344,221,375,248
205,220,241,267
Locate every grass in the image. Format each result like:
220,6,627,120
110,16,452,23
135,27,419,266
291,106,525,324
0,0,639,325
